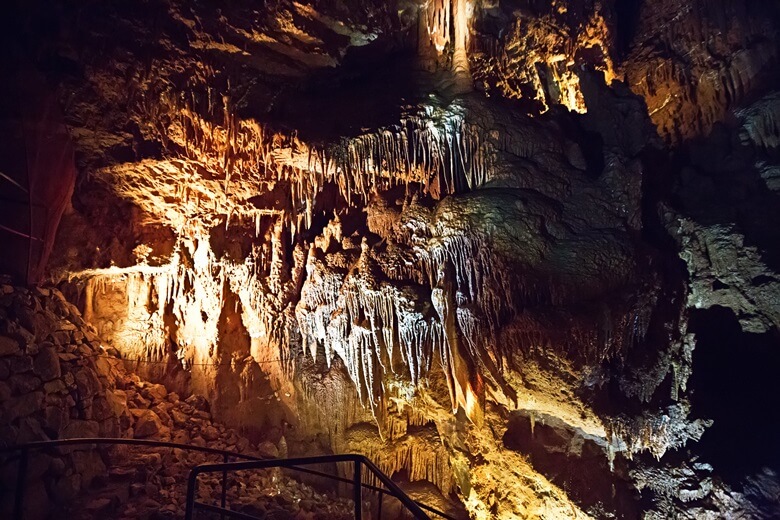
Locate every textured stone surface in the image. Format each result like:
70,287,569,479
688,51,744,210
1,1,779,518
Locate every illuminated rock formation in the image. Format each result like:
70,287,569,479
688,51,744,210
2,0,780,518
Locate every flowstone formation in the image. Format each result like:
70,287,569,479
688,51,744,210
2,0,780,518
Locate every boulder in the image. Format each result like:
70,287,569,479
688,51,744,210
4,391,44,422
133,410,166,438
49,473,82,503
33,346,61,381
43,378,66,394
184,394,209,412
201,425,219,442
71,450,107,487
43,405,70,434
74,368,101,399
61,419,100,439
170,408,188,427
142,383,168,403
9,373,41,394
0,381,10,401
0,336,19,356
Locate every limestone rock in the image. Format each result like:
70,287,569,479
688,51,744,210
4,391,44,422
33,346,61,381
0,336,19,356
200,425,219,442
142,383,167,403
184,394,209,412
132,410,167,439
61,419,100,439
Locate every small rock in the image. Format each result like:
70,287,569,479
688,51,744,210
49,330,71,346
257,441,279,458
172,429,190,444
85,497,113,514
235,437,250,452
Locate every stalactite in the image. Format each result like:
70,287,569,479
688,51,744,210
605,403,712,460
426,0,451,53
350,426,455,494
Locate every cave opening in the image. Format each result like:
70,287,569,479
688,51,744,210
614,0,643,58
689,305,780,483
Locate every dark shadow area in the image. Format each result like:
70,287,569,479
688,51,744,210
503,410,642,518
614,0,643,58
688,306,780,483
264,45,427,141
673,120,780,272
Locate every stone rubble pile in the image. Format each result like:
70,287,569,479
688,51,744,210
0,281,354,519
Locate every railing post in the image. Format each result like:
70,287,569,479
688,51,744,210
353,459,362,520
13,448,28,520
377,490,383,520
220,453,229,520
184,468,199,520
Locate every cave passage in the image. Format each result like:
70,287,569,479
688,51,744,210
689,306,780,483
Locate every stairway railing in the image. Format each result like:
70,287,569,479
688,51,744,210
0,438,458,520
184,453,442,520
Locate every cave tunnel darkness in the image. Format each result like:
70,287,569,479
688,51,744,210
689,306,780,483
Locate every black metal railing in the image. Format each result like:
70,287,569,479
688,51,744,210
0,438,458,520
184,453,450,520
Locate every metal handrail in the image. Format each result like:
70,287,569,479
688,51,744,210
0,438,458,520
184,454,436,520
0,437,266,459
0,437,265,520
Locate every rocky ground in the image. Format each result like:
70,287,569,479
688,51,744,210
0,280,361,520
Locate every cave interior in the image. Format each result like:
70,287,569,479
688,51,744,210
0,0,779,519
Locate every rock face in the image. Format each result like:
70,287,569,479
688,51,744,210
0,282,362,520
0,282,125,519
1,0,779,519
